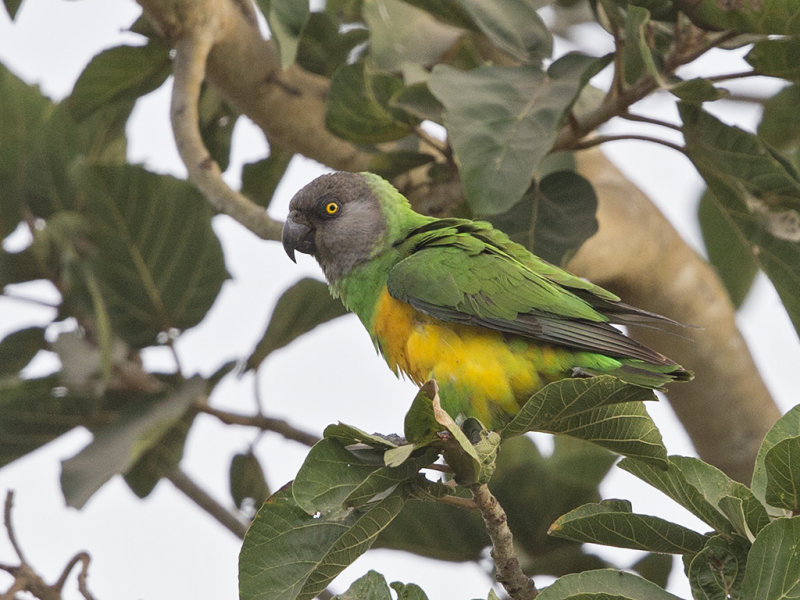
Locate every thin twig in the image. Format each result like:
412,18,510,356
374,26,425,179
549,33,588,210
166,467,249,539
436,495,477,510
170,28,283,240
196,403,321,447
705,70,760,82
619,111,682,132
4,491,26,565
571,133,686,154
471,483,538,600
53,552,95,600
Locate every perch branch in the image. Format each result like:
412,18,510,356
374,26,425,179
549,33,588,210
471,483,538,600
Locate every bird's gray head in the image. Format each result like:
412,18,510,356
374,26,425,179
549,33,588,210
282,172,387,283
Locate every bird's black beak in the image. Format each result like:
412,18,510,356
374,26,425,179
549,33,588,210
282,211,316,263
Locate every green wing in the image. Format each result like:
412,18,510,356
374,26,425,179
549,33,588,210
387,219,674,366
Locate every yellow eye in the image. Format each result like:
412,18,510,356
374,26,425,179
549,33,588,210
325,202,340,215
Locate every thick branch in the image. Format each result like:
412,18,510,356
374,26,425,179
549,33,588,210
471,483,538,600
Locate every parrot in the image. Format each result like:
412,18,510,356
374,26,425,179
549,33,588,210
282,171,692,429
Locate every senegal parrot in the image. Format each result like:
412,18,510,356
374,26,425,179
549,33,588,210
282,172,691,429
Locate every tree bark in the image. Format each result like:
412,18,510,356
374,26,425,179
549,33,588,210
136,0,781,481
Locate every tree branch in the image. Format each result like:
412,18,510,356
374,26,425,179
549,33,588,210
195,403,321,447
166,1,282,240
471,483,538,600
166,467,249,539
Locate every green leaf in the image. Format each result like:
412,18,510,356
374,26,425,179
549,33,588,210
0,327,46,377
698,189,758,307
323,422,398,450
669,78,729,104
239,484,406,600
764,437,800,511
78,164,229,348
0,64,55,236
502,377,666,466
390,580,430,600
293,438,385,516
686,535,749,600
759,84,800,151
60,377,203,508
326,62,419,143
680,102,800,338
624,5,660,86
549,499,707,554
123,408,196,498
2,0,22,19
486,170,598,266
0,375,98,468
428,59,595,215
295,12,368,77
198,85,238,172
333,570,393,600
366,151,435,179
753,404,800,513
683,0,800,35
746,39,800,81
404,380,442,445
741,516,800,599
240,148,294,209
390,82,444,124
454,0,552,64
619,456,766,537
364,0,464,71
631,553,673,589
67,43,170,122
245,278,347,371
230,451,271,511
256,0,309,68
374,495,489,561
537,568,685,599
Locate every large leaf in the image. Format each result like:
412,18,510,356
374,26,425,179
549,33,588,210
683,0,800,35
60,377,203,508
239,484,406,600
741,516,800,600
698,189,758,307
487,170,598,266
326,62,419,143
364,0,464,71
680,103,800,338
246,278,347,372
77,164,229,348
620,455,769,538
752,404,800,513
0,64,55,236
549,499,708,555
501,377,666,467
428,55,599,215
295,12,369,77
454,0,552,64
746,39,800,81
764,437,800,511
67,43,170,122
687,534,749,600
537,568,685,600
332,571,394,600
758,84,800,151
0,375,98,468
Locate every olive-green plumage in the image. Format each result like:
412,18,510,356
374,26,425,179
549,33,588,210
282,171,691,428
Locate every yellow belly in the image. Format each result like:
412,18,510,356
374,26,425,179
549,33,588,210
371,289,577,425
